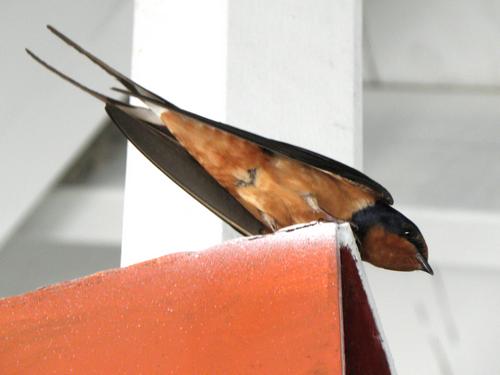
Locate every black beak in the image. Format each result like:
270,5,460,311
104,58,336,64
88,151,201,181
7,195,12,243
416,252,434,275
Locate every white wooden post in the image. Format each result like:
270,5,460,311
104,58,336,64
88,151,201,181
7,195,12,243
121,0,228,266
121,0,362,265
226,0,362,166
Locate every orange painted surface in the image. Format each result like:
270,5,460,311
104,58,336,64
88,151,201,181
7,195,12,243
0,224,343,374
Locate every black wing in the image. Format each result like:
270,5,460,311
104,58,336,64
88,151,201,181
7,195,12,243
105,105,268,236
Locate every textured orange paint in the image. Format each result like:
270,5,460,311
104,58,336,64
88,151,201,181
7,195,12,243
0,224,343,374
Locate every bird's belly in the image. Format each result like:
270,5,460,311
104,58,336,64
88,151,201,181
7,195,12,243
160,110,374,230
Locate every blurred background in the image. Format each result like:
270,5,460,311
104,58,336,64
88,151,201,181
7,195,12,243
1,1,499,374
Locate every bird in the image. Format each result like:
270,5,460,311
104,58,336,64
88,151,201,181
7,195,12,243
26,26,433,275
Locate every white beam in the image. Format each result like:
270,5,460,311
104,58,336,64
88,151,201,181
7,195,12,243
15,187,124,246
11,188,499,270
122,0,362,265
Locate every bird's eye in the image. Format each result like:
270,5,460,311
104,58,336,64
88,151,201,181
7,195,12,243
403,230,411,237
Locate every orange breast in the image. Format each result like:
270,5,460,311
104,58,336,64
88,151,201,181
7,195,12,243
161,110,376,229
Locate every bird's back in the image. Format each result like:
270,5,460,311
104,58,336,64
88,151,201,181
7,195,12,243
160,109,376,230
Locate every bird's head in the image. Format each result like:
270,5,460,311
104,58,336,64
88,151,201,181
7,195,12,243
350,203,433,274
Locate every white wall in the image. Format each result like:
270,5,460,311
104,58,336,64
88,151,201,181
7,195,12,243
0,0,133,249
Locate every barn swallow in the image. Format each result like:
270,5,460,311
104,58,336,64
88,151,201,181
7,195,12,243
26,26,433,275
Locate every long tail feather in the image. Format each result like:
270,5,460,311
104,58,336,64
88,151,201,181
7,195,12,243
46,25,176,109
26,48,119,106
26,48,166,127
